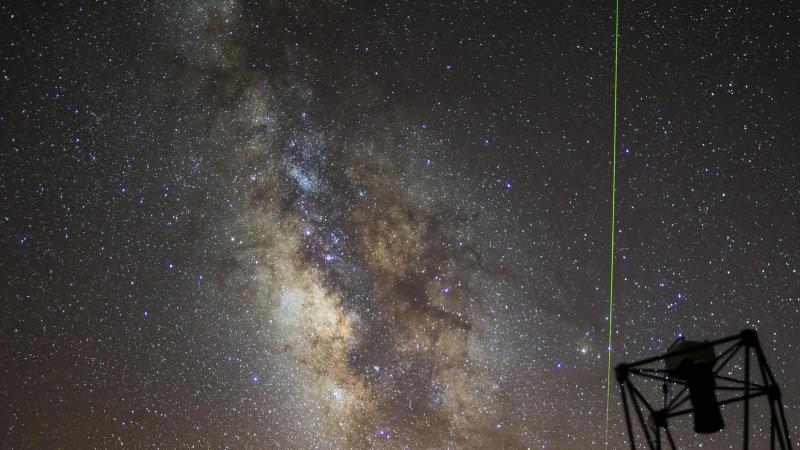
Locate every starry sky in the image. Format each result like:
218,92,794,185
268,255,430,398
2,1,799,449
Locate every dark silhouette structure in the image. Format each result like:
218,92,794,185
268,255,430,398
616,329,793,449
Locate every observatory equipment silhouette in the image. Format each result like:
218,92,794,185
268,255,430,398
615,329,793,449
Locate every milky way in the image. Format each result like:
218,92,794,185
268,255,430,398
3,1,799,449
168,4,575,446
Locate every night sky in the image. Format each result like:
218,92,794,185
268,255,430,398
2,1,799,449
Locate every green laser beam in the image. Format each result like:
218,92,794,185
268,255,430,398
605,0,620,446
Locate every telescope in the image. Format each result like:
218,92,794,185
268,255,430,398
615,329,793,449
